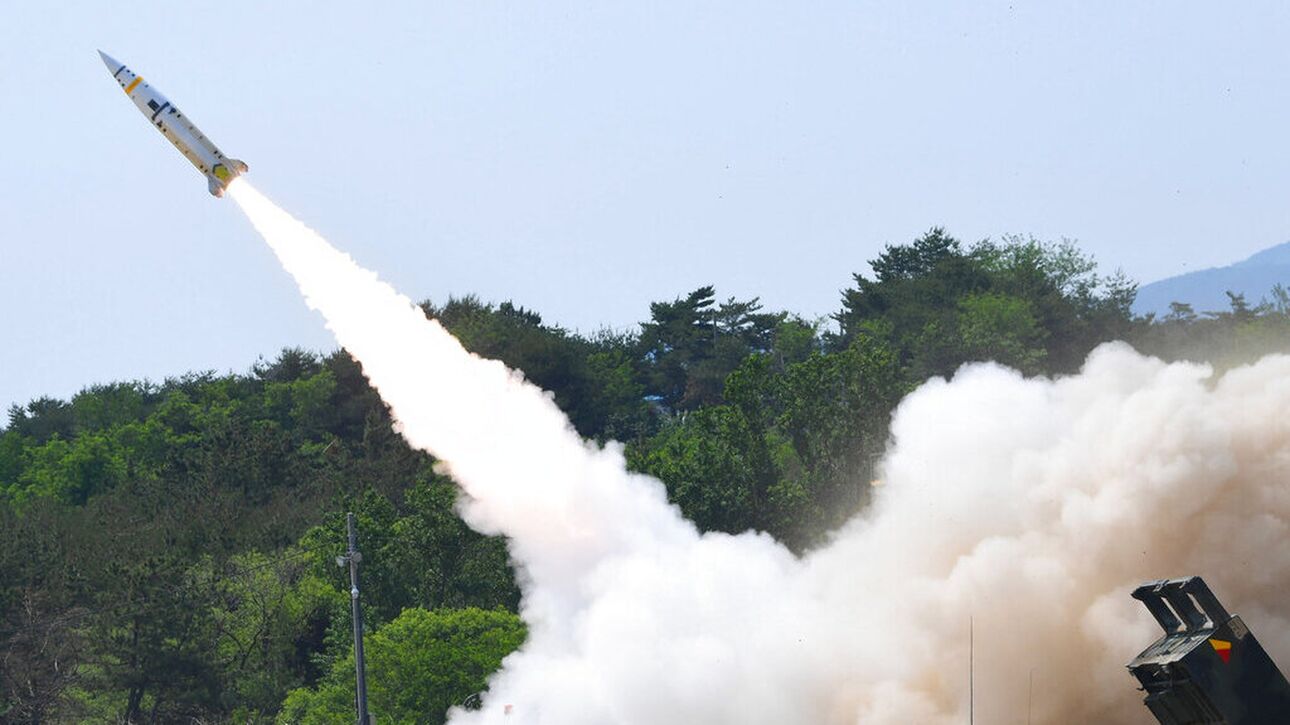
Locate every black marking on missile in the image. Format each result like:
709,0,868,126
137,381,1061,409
151,101,170,121
113,65,126,78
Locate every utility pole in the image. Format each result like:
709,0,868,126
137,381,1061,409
1027,667,1034,725
337,512,371,725
969,616,974,725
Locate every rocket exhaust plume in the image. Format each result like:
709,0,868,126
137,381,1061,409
229,178,1290,724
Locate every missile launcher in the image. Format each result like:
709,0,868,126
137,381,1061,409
1128,576,1290,724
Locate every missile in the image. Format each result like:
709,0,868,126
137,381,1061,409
98,51,247,197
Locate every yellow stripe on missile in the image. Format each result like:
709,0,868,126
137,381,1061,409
124,76,142,94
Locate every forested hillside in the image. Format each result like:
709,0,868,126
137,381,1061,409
3,229,1288,724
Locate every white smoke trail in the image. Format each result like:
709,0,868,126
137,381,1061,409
230,179,1290,724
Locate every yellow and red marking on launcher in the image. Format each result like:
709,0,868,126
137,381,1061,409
1209,638,1233,664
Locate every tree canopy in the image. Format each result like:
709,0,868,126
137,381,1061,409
3,229,1288,722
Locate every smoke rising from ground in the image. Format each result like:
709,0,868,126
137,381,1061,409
230,179,1290,723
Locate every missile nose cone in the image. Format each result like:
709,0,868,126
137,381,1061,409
98,50,122,74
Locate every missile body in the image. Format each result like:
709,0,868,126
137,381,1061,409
98,51,247,197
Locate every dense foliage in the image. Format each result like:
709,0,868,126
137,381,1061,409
2,229,1287,723
278,607,526,725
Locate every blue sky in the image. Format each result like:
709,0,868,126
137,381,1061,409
4,2,1290,412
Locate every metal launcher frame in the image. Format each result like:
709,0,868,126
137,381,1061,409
1127,576,1290,724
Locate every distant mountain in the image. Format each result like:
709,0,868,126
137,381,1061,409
1133,241,1290,317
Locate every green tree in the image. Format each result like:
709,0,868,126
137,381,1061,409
68,482,229,722
278,607,525,725
387,477,520,612
425,297,646,439
638,287,784,411
836,228,989,369
207,551,342,720
837,228,1137,378
5,397,76,445
300,480,519,630
634,333,906,548
632,405,776,536
942,292,1047,375
0,429,30,496
761,335,907,542
637,285,719,409
1164,301,1197,323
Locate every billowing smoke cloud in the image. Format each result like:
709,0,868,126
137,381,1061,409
229,179,1290,724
